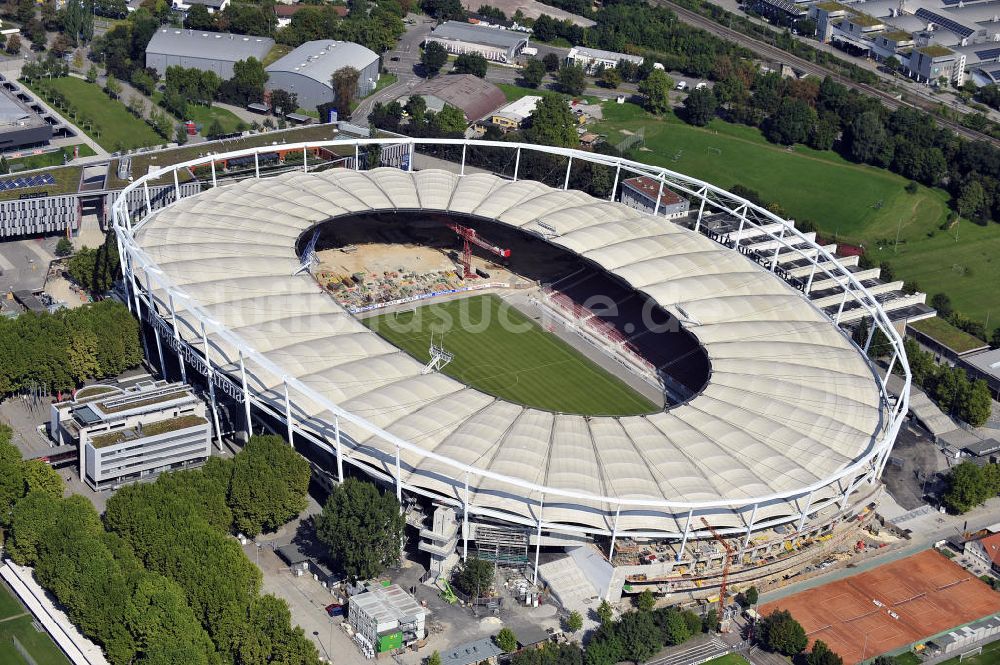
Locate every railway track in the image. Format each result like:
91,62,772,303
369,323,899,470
661,0,1000,147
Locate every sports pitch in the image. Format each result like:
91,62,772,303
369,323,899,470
363,294,659,416
760,549,1000,664
0,582,69,665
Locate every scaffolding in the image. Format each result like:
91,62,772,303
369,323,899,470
475,525,530,565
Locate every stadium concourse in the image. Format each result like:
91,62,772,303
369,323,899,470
121,160,899,603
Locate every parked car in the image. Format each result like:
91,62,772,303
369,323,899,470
675,81,688,91
325,603,344,617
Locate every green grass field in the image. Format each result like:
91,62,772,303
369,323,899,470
937,639,1000,665
363,295,658,416
594,102,1000,325
26,77,163,151
702,654,750,665
0,583,70,665
7,144,96,171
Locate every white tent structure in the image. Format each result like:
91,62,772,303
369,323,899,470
113,139,907,565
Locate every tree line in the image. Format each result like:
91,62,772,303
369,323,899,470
3,434,319,664
944,461,1000,513
0,300,141,397
905,338,993,427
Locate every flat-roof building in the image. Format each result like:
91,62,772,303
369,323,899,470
425,21,528,63
960,347,1000,401
0,88,52,152
145,29,275,80
50,380,211,490
566,46,643,74
266,40,379,112
404,74,507,123
348,584,426,656
440,638,503,665
489,95,541,130
620,176,690,219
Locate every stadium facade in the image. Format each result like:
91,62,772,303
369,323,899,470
111,139,909,603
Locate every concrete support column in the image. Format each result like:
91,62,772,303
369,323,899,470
283,379,293,446
677,509,694,561
797,491,814,532
168,293,186,384
743,502,758,550
239,350,252,438
533,495,545,584
834,287,849,326
805,258,819,294
694,188,708,233
463,473,470,561
200,322,223,450
335,416,344,482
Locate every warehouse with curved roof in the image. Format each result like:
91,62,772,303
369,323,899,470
265,40,380,111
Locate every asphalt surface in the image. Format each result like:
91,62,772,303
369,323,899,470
658,0,1000,148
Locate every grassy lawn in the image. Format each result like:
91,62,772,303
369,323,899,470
370,73,398,96
262,43,293,67
595,101,1000,324
363,294,658,416
25,77,164,151
0,583,69,665
184,104,244,134
894,652,922,665
0,165,81,201
910,317,989,353
498,82,565,102
702,655,751,665
938,639,1000,665
6,144,96,171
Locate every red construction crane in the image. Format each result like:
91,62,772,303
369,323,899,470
700,517,734,632
445,222,511,278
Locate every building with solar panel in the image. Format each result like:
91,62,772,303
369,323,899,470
811,0,976,86
0,87,52,152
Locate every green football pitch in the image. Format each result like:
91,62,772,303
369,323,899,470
363,294,659,416
0,582,70,665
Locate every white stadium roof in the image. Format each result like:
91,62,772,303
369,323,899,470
134,167,885,535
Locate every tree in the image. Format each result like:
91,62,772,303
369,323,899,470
759,610,808,656
420,0,465,21
848,111,892,167
931,293,954,318
370,100,404,131
184,3,215,30
745,585,759,605
682,88,717,126
421,41,447,77
596,599,614,626
702,608,718,632
616,611,660,662
519,58,545,88
25,19,47,50
495,627,518,653
944,461,999,513
452,557,494,597
557,64,586,96
637,69,673,114
428,651,442,665
269,88,298,117
429,103,467,136
227,435,310,537
884,56,900,73
661,608,692,645
566,610,583,633
175,123,188,145
542,52,560,72
5,33,21,55
315,477,404,579
55,237,73,257
105,74,122,100
526,94,578,148
765,97,816,145
85,63,98,83
958,180,987,220
220,57,267,106
599,67,621,89
454,52,488,77
331,66,359,118
807,640,843,665
637,589,655,612
66,233,120,294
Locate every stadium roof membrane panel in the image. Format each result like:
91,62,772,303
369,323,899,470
135,168,885,534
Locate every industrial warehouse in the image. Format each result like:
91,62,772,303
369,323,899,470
111,138,908,608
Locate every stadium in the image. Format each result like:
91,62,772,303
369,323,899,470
112,138,909,605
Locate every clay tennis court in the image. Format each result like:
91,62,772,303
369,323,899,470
760,549,1000,664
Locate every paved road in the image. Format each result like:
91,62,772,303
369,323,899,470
659,0,1000,148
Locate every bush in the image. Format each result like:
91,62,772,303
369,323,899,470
452,557,494,597
495,627,518,652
